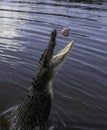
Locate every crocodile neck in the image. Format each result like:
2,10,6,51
10,83,53,130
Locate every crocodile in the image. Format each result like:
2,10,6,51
0,29,74,130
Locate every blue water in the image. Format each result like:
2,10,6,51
0,0,107,129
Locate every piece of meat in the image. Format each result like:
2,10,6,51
61,27,70,36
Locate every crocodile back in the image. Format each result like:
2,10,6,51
10,92,52,130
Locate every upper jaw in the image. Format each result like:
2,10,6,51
39,29,57,68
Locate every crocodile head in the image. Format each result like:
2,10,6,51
35,29,74,83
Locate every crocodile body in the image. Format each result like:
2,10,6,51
0,29,74,130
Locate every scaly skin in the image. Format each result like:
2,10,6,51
10,30,57,130
0,29,74,130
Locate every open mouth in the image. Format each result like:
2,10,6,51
52,40,74,62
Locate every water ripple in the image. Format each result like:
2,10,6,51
0,0,107,130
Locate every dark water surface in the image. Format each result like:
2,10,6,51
0,0,107,130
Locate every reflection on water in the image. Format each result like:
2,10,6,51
0,0,107,130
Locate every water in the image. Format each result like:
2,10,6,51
0,0,107,129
